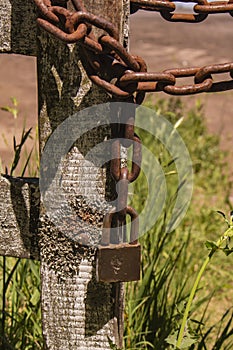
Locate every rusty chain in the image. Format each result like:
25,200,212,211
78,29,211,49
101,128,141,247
33,0,233,246
33,0,233,98
106,99,141,244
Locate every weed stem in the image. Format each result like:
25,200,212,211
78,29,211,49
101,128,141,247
176,225,233,349
176,255,210,348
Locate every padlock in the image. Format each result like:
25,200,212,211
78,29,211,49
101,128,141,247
96,206,141,283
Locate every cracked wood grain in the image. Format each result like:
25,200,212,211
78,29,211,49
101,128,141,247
0,175,40,259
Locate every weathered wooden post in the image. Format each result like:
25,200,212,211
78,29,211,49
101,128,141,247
0,1,129,348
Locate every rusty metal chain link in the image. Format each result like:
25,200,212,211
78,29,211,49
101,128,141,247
130,0,233,23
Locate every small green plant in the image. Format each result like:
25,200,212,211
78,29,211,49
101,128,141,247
166,211,233,349
1,97,18,119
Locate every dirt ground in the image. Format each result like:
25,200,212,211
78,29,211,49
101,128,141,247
0,11,232,174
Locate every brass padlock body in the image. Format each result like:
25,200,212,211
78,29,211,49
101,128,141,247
96,243,141,283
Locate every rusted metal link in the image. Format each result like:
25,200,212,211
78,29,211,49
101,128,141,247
109,98,136,151
37,18,88,43
119,71,175,84
33,0,60,22
160,11,207,23
164,67,201,77
118,98,136,147
83,37,103,54
51,7,92,35
69,11,119,40
82,56,145,99
194,2,233,13
116,168,129,219
196,63,233,92
81,58,131,97
81,49,138,98
163,78,213,95
162,67,212,95
109,98,140,239
130,0,175,13
99,36,140,72
128,134,142,182
89,74,136,98
128,57,147,104
194,62,233,83
110,135,142,183
119,71,176,92
111,139,121,182
35,3,91,43
126,56,148,104
120,117,135,147
133,55,148,73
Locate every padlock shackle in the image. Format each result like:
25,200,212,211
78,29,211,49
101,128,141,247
101,206,139,245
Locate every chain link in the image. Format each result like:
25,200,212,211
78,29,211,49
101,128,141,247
110,135,142,182
131,0,233,22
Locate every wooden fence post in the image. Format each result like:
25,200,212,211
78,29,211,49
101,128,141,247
0,1,129,348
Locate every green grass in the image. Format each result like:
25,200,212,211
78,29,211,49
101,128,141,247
0,259,42,350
